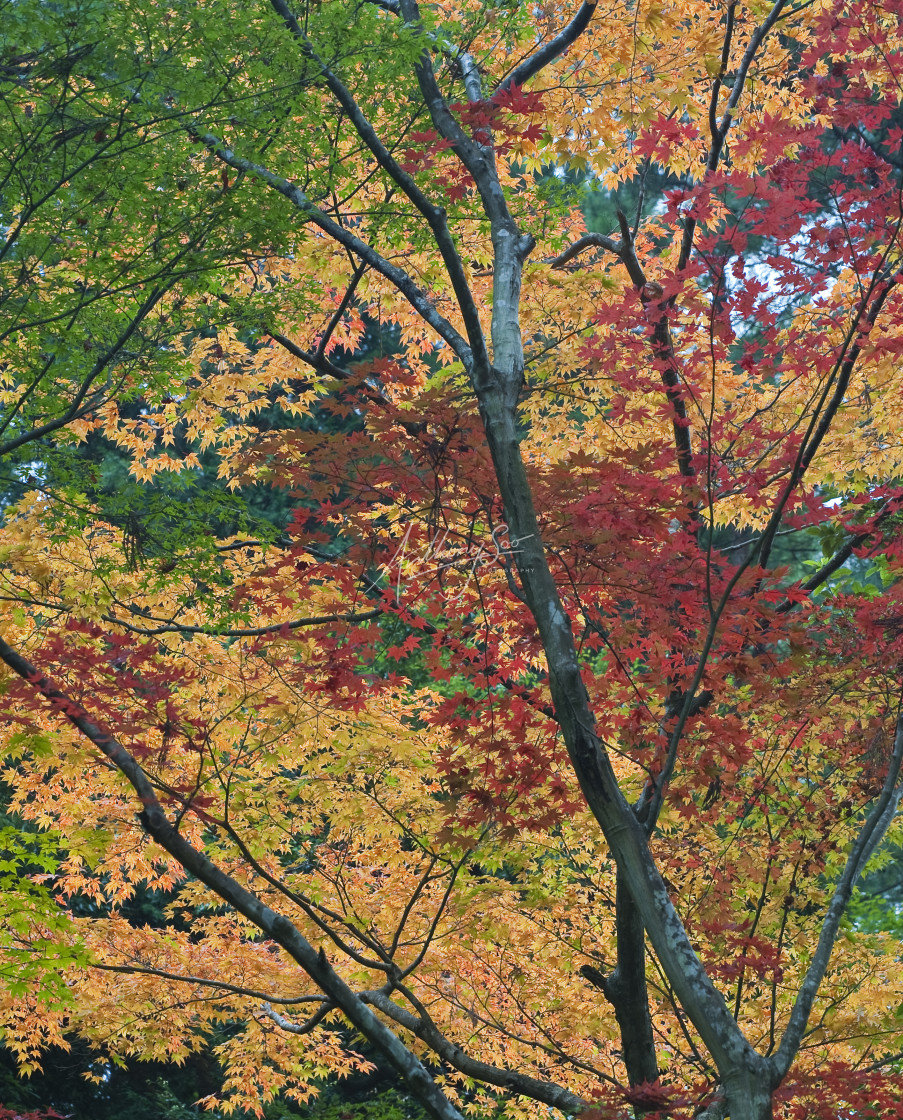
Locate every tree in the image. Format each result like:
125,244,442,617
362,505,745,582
3,0,903,1118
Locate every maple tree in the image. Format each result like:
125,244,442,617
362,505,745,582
5,0,903,1117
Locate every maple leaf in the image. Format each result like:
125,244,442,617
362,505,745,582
4,2,903,1120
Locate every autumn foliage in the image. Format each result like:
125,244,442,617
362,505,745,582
4,0,903,1117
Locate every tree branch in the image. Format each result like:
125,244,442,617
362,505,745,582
103,607,382,638
496,2,598,94
199,133,473,365
361,989,590,1113
396,0,510,231
607,872,659,1087
0,633,466,1120
676,0,788,271
0,279,172,458
759,275,897,570
92,961,328,1005
771,710,903,1080
261,999,334,1035
470,311,766,1088
550,232,623,270
267,0,490,371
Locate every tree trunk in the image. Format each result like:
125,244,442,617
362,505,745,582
609,873,659,1088
722,1069,774,1120
582,872,658,1094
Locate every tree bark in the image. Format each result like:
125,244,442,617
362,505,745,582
582,872,658,1093
609,875,659,1089
721,1069,774,1120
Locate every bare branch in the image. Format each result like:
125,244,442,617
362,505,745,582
716,0,789,143
707,3,737,163
315,259,368,361
776,532,870,611
264,330,350,382
396,1,505,219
